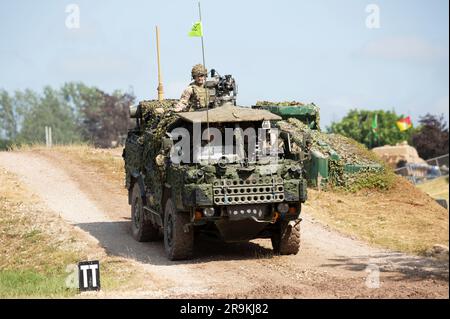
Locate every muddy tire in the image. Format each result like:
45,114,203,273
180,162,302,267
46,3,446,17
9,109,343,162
164,198,194,260
271,220,301,255
130,183,159,242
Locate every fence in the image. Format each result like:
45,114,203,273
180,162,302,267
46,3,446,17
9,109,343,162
394,154,449,185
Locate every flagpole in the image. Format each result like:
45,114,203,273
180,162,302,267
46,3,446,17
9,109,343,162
198,1,206,69
197,1,210,163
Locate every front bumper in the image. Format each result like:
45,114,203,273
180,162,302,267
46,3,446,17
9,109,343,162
182,177,307,208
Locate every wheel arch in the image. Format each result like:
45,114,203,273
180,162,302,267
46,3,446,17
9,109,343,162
161,183,173,221
128,172,145,205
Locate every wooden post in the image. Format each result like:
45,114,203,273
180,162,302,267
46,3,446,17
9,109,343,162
45,126,49,147
156,25,164,101
49,126,52,147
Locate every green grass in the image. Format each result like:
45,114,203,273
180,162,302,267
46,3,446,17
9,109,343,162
0,170,82,298
0,168,141,297
0,269,78,298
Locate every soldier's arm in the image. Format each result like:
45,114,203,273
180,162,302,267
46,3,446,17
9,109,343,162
173,87,193,112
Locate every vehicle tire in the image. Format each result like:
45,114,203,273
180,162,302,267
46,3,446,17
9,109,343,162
271,220,301,255
131,183,160,242
164,198,194,260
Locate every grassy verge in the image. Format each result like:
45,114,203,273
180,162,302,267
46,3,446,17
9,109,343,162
416,176,449,203
306,176,449,255
0,167,137,297
0,169,81,297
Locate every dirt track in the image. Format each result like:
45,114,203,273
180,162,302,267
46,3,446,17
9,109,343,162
0,151,448,298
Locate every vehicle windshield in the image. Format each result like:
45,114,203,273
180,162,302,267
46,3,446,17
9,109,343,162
192,121,280,165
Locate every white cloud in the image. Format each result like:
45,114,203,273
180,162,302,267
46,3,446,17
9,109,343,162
361,36,448,62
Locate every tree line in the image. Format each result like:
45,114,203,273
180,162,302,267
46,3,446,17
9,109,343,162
0,83,135,149
1,85,448,160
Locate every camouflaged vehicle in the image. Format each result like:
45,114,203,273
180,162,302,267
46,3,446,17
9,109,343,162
123,81,309,261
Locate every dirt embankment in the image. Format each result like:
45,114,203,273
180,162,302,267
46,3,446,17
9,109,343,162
0,148,448,298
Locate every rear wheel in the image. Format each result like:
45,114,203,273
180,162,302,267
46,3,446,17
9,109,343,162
164,198,194,260
271,220,301,255
131,183,160,242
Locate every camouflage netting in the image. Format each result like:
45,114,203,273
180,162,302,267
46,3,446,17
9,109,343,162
131,99,393,192
138,99,178,123
276,118,394,191
255,101,321,131
280,119,377,166
130,100,182,211
137,99,180,140
256,101,306,107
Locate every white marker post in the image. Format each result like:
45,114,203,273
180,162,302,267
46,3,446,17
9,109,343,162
45,126,53,147
45,126,52,148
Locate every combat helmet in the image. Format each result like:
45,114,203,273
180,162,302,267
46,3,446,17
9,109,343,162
191,64,208,78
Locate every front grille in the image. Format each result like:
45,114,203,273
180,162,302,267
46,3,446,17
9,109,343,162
212,177,284,205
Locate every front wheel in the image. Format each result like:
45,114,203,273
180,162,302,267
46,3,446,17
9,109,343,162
164,198,194,260
271,220,301,255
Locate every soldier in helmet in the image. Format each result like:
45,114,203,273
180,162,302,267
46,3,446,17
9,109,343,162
172,64,209,112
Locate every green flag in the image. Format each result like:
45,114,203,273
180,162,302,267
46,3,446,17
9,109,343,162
371,113,378,133
371,113,378,146
188,21,203,37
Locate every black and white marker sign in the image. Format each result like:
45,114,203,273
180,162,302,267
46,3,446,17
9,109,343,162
78,260,100,291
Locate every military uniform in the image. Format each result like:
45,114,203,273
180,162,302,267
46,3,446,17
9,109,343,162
173,64,209,112
173,83,209,112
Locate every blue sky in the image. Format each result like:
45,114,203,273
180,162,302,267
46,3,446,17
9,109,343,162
0,0,448,128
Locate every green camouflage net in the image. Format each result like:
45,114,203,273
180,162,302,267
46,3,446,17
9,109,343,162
138,99,178,126
276,118,394,191
256,101,306,107
135,100,180,150
255,101,320,130
127,100,182,211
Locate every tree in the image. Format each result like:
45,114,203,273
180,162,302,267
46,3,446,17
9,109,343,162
328,109,416,149
411,114,449,160
18,86,83,144
61,82,102,128
61,82,135,147
0,89,17,140
1,83,135,148
78,88,134,147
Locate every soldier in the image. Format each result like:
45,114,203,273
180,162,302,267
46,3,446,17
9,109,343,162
172,64,209,112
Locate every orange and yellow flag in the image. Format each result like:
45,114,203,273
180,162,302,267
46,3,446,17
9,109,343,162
396,116,412,132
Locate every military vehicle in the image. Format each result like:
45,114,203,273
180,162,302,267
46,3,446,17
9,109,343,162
122,70,310,260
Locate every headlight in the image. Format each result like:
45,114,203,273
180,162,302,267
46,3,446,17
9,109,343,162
288,166,302,178
204,207,215,217
185,170,204,183
277,203,289,214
